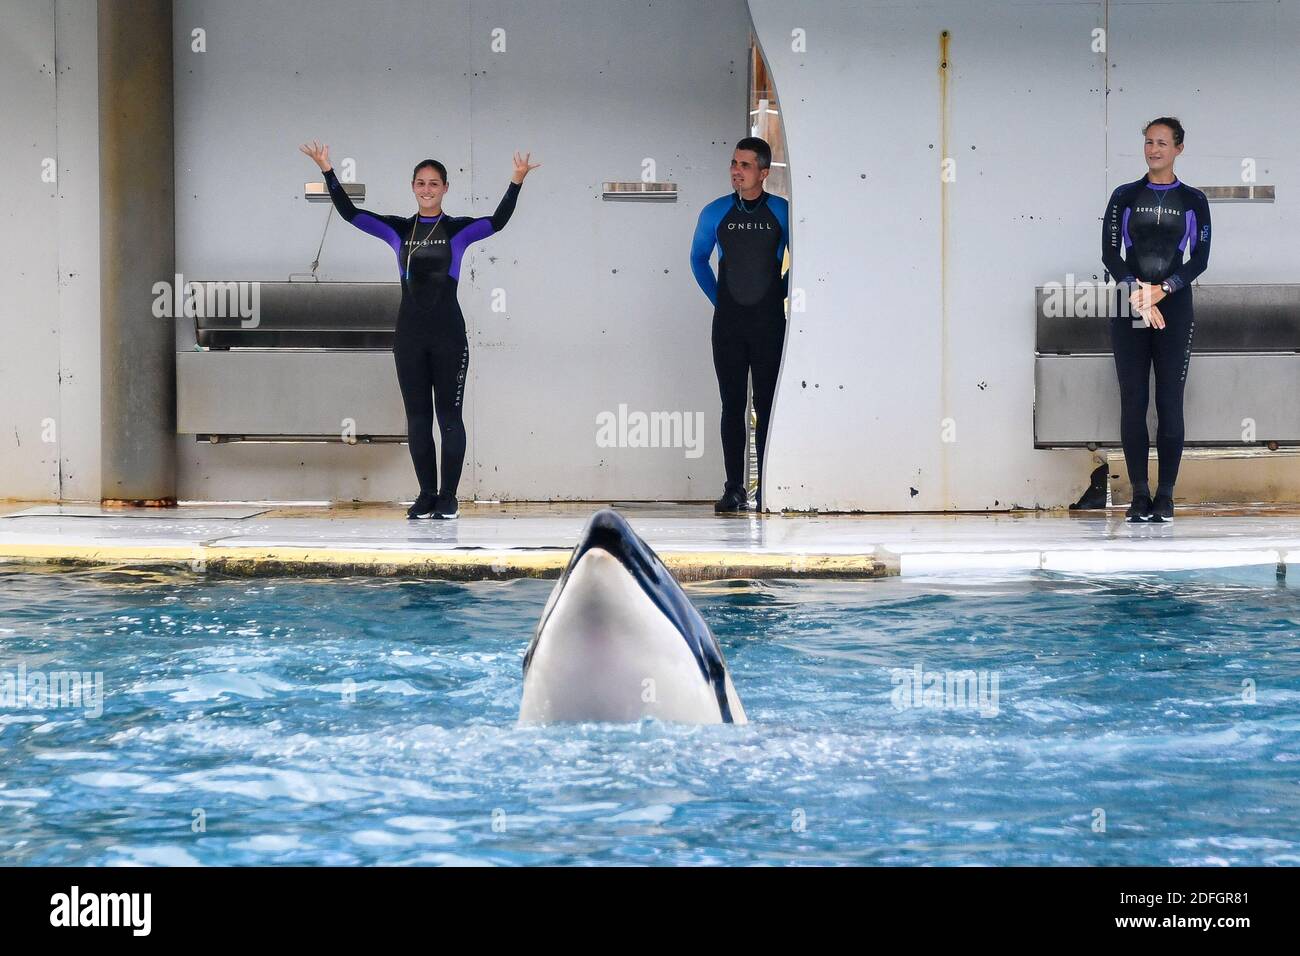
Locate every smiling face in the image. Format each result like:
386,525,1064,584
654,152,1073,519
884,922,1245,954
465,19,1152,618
1143,124,1184,178
411,165,448,213
730,148,769,196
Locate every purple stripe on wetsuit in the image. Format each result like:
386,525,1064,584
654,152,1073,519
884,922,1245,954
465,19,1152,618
352,212,403,264
448,218,495,281
1147,178,1181,191
1121,207,1132,248
323,169,405,271
1181,209,1198,253
324,168,519,284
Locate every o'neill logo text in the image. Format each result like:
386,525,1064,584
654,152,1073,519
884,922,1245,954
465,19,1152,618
50,886,151,936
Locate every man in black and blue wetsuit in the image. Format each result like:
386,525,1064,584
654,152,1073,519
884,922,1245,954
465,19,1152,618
690,137,791,513
301,140,537,519
1102,117,1211,523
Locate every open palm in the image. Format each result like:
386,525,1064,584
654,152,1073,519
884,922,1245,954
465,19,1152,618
511,151,541,184
299,140,331,171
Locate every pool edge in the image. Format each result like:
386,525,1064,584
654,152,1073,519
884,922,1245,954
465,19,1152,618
0,543,897,581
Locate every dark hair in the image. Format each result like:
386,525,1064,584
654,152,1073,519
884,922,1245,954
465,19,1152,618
734,137,772,170
412,159,448,184
1142,117,1184,147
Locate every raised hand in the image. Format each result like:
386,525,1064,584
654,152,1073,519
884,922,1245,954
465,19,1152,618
511,150,541,184
299,140,332,172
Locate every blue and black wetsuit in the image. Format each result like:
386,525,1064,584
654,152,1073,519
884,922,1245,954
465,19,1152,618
324,167,520,497
691,190,790,500
1102,175,1212,497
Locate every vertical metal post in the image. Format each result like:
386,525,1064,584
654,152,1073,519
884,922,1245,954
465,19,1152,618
99,0,176,505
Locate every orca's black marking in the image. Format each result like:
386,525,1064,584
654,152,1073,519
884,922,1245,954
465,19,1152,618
523,509,734,723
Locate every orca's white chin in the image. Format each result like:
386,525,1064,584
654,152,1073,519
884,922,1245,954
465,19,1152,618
519,546,746,725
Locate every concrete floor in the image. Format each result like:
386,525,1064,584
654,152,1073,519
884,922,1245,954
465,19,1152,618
1,500,1297,579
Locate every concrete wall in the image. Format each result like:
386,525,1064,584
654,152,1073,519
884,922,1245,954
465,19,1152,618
5,0,1295,507
0,0,100,501
1105,0,1299,283
749,0,1300,511
172,0,750,502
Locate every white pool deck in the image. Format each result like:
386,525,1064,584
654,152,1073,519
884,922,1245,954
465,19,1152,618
1,500,1297,579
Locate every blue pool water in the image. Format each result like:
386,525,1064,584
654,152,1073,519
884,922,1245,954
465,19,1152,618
1,565,1298,866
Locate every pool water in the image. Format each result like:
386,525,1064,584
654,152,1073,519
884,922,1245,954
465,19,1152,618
1,565,1297,866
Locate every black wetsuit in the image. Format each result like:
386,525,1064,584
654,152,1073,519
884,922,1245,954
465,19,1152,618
1102,175,1212,496
324,167,520,495
690,191,790,497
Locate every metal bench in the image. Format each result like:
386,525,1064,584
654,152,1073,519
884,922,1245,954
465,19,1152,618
1034,283,1300,449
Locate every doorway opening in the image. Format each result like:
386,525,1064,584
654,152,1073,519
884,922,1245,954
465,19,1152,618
745,37,789,506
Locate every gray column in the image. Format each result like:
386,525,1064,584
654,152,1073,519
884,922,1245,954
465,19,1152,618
98,0,175,504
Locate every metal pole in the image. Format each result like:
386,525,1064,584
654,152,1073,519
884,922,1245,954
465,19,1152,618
98,0,176,505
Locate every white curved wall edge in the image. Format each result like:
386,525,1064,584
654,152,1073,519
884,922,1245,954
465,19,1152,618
751,0,1182,511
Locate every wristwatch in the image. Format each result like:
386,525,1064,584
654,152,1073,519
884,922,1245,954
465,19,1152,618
1160,281,1172,294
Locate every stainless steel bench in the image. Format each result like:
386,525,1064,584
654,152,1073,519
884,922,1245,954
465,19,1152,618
176,281,406,442
1034,283,1300,449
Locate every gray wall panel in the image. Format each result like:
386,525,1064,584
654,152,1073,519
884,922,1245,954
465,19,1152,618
1108,0,1298,289
0,1,60,499
1,0,101,502
1036,355,1300,445
749,0,1102,510
54,0,102,501
173,0,749,501
177,351,406,435
749,0,1298,511
9,1,1294,505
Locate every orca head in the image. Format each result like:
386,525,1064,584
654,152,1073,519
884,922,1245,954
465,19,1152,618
519,508,744,725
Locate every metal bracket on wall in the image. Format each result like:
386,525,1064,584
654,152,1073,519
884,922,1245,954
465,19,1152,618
1200,185,1275,203
602,182,678,202
303,182,367,278
198,435,406,444
304,181,365,203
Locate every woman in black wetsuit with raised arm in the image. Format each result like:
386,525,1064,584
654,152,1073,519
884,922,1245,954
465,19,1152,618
1101,117,1212,523
299,140,539,519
